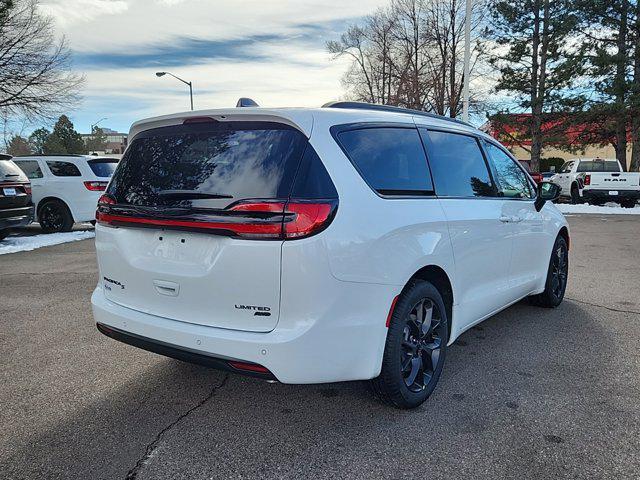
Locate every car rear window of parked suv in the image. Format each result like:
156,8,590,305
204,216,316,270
14,160,43,179
0,159,26,178
336,127,433,195
421,130,494,197
107,121,317,209
88,158,118,177
47,161,82,177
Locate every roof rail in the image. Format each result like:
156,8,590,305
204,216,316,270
322,101,474,128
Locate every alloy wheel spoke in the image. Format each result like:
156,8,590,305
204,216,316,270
405,357,422,386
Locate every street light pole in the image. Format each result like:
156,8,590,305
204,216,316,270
156,71,194,110
90,117,107,133
462,0,472,123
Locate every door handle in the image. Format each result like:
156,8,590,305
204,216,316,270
510,216,522,223
499,215,511,223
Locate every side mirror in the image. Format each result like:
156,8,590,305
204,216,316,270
534,181,561,212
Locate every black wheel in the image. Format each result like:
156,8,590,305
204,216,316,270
570,184,581,204
0,229,9,241
38,200,73,233
530,236,569,308
620,199,636,209
372,280,448,409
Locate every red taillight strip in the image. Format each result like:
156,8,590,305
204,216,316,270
84,181,108,191
96,212,283,235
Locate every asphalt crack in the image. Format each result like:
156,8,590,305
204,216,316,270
125,373,230,480
566,296,640,315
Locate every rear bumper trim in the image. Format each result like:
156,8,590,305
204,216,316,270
96,323,277,380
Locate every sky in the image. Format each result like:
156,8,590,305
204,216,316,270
34,0,389,135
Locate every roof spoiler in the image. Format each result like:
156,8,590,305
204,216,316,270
236,98,259,108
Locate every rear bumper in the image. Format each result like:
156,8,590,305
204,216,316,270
0,205,34,230
91,281,394,384
582,189,640,202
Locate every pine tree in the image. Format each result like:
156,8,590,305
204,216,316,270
44,115,86,154
486,0,584,171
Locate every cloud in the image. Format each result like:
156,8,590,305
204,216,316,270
26,0,388,134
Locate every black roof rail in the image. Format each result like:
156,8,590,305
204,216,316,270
322,101,474,128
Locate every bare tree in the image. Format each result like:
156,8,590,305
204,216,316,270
0,0,83,122
327,0,486,117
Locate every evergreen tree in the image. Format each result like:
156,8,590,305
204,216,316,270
486,0,584,171
28,127,50,154
43,115,86,154
84,126,108,152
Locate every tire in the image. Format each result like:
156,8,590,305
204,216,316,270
530,235,569,308
570,184,582,204
620,199,637,209
371,280,449,409
38,200,74,233
0,229,9,241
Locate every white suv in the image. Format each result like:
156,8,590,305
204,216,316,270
91,102,568,408
13,155,119,232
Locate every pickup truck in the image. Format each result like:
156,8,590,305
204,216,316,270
551,158,640,208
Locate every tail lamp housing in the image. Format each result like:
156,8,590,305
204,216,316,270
583,174,591,186
96,196,337,240
84,181,109,191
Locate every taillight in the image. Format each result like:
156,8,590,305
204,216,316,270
84,181,108,191
24,184,31,195
584,174,591,186
95,198,337,239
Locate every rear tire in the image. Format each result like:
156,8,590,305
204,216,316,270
570,185,582,204
530,236,568,308
371,280,448,409
38,200,74,233
620,199,637,209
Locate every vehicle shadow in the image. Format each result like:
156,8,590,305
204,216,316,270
2,300,625,480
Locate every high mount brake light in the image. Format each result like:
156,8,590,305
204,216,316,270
95,198,337,239
84,181,109,191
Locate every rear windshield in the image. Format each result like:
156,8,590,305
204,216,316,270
88,158,118,177
0,159,27,180
107,122,309,209
577,160,620,172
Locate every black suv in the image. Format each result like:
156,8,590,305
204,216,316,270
0,154,34,240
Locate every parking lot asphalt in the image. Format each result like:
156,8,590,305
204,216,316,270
1,214,639,480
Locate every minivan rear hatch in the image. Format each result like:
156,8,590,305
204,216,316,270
95,119,336,332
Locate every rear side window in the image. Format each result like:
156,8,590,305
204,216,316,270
421,130,494,197
290,147,337,199
14,160,43,179
88,158,118,177
107,122,310,209
336,127,433,195
47,161,82,177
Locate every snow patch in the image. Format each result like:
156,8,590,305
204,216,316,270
556,203,640,215
0,231,95,255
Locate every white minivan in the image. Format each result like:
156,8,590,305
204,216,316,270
13,155,119,232
92,102,568,408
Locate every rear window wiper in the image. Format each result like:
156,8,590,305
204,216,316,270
157,190,233,200
4,174,19,177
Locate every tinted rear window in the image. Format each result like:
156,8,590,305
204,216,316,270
107,122,310,209
336,127,433,195
576,160,620,172
47,161,82,177
0,159,28,180
14,160,43,179
422,130,494,197
88,159,118,177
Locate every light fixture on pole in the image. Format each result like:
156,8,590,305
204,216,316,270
90,117,107,133
156,71,194,111
462,0,472,123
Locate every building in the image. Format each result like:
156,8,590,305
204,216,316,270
81,127,128,155
482,113,629,170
